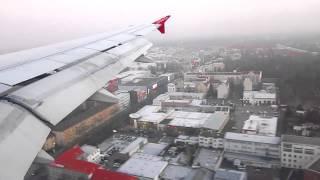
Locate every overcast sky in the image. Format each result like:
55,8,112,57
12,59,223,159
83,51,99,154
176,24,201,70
1,0,320,53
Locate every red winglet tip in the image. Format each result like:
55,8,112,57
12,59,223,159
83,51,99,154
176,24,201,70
153,15,171,34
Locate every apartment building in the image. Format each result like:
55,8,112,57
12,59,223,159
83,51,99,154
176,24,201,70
281,135,320,169
224,132,281,168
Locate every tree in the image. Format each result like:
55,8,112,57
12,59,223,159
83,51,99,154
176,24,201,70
205,83,216,99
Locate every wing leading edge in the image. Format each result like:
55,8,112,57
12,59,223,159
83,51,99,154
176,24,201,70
0,15,170,180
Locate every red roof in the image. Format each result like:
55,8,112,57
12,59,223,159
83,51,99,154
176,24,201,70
92,168,137,180
53,146,137,180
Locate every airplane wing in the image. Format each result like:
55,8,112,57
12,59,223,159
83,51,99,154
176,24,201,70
0,15,170,180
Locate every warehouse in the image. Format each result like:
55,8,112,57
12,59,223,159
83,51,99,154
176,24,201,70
52,101,120,147
117,153,168,180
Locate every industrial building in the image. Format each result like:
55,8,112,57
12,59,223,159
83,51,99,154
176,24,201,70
152,92,230,113
52,101,120,146
117,153,168,180
130,105,229,134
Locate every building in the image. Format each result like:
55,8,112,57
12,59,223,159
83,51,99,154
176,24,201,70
192,148,223,171
115,70,152,84
130,105,167,130
246,166,280,180
198,61,225,72
117,153,168,180
184,81,197,92
184,71,262,85
130,105,229,134
166,111,229,133
243,82,277,105
242,115,278,137
161,165,214,180
243,90,276,105
243,78,253,91
167,83,176,93
160,165,193,180
153,92,205,104
224,132,281,168
52,101,120,146
118,76,168,98
119,137,148,156
198,135,224,149
214,169,247,180
42,133,56,151
152,92,230,113
217,81,229,99
50,146,137,180
174,135,199,145
281,135,320,169
81,145,101,164
160,73,175,82
142,143,168,156
304,156,320,180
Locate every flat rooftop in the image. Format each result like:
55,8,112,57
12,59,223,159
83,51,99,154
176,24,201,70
282,135,320,146
117,153,168,179
131,105,167,124
161,165,193,180
242,115,278,136
54,101,113,131
142,143,168,156
168,111,229,131
133,105,229,131
119,77,163,87
214,169,246,180
192,148,222,171
225,132,280,145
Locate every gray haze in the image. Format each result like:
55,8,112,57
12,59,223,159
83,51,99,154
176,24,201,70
1,0,320,53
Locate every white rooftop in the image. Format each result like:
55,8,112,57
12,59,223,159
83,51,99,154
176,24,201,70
253,91,276,99
117,153,168,179
133,105,167,123
81,144,99,155
168,111,228,131
225,132,280,145
133,105,229,131
242,115,278,136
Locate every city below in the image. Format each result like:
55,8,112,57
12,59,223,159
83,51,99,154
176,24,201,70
25,41,320,180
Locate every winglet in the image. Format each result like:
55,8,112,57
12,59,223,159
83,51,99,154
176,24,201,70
153,15,171,34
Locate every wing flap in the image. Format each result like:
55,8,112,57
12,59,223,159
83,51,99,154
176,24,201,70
0,101,51,180
9,38,152,125
0,59,66,85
